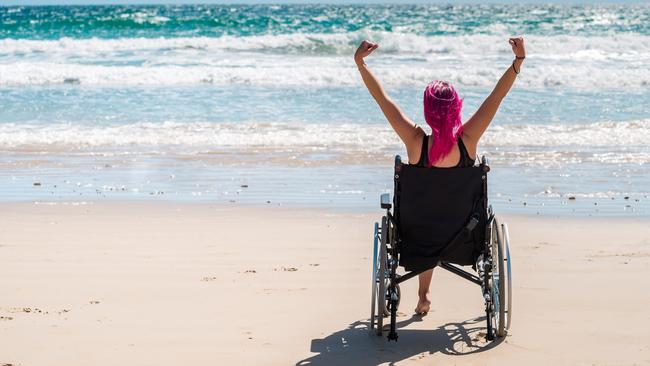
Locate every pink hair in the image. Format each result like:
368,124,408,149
423,80,463,166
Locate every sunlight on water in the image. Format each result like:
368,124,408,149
0,4,648,215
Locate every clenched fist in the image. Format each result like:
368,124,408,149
354,40,379,66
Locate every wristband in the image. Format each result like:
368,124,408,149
511,60,520,75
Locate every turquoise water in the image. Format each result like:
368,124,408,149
0,4,649,215
2,4,649,39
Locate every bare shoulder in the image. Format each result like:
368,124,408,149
461,130,478,159
406,125,426,164
461,117,480,142
414,125,426,138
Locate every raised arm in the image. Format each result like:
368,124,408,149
463,37,526,145
354,40,420,147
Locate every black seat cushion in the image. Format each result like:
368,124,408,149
396,164,486,271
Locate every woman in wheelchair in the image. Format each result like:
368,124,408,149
356,37,523,340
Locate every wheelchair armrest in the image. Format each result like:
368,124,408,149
380,193,392,209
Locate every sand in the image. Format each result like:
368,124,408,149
1,202,649,365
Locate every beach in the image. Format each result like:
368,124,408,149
1,3,649,365
1,202,649,365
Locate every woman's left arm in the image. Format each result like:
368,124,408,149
463,37,526,143
355,41,420,147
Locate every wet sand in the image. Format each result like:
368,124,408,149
0,202,649,365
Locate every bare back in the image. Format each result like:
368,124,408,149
407,127,477,168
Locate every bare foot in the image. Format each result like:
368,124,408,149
415,298,431,315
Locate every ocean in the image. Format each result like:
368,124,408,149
0,4,648,215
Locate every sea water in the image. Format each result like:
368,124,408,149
0,4,648,215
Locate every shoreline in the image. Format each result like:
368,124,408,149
3,145,648,217
1,198,648,219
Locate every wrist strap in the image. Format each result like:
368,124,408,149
511,60,520,75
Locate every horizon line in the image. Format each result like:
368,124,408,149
2,0,646,6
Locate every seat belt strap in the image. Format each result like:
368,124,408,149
437,213,479,260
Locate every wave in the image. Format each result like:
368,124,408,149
482,121,650,147
1,121,648,164
1,60,647,89
1,33,648,88
2,32,649,57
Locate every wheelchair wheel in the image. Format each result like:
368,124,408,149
371,216,401,336
502,222,513,332
376,216,389,335
384,217,401,316
386,281,401,314
491,216,507,337
370,222,379,333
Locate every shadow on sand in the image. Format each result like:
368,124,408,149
296,315,503,365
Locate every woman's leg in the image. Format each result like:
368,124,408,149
415,269,433,314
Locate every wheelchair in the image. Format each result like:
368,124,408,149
370,155,512,341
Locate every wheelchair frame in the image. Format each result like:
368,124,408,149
370,155,512,341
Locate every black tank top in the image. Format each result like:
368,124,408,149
414,134,475,168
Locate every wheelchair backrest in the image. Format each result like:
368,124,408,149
393,156,489,268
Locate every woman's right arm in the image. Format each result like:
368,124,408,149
463,37,526,145
354,40,420,147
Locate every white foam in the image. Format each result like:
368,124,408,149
0,33,648,88
1,32,647,58
0,121,398,150
1,120,648,165
483,120,650,147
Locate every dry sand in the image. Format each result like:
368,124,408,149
1,202,649,365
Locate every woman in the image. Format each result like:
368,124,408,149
355,37,526,315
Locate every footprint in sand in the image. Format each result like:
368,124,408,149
6,307,72,315
12,307,45,314
287,288,307,292
273,266,298,272
532,241,549,249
